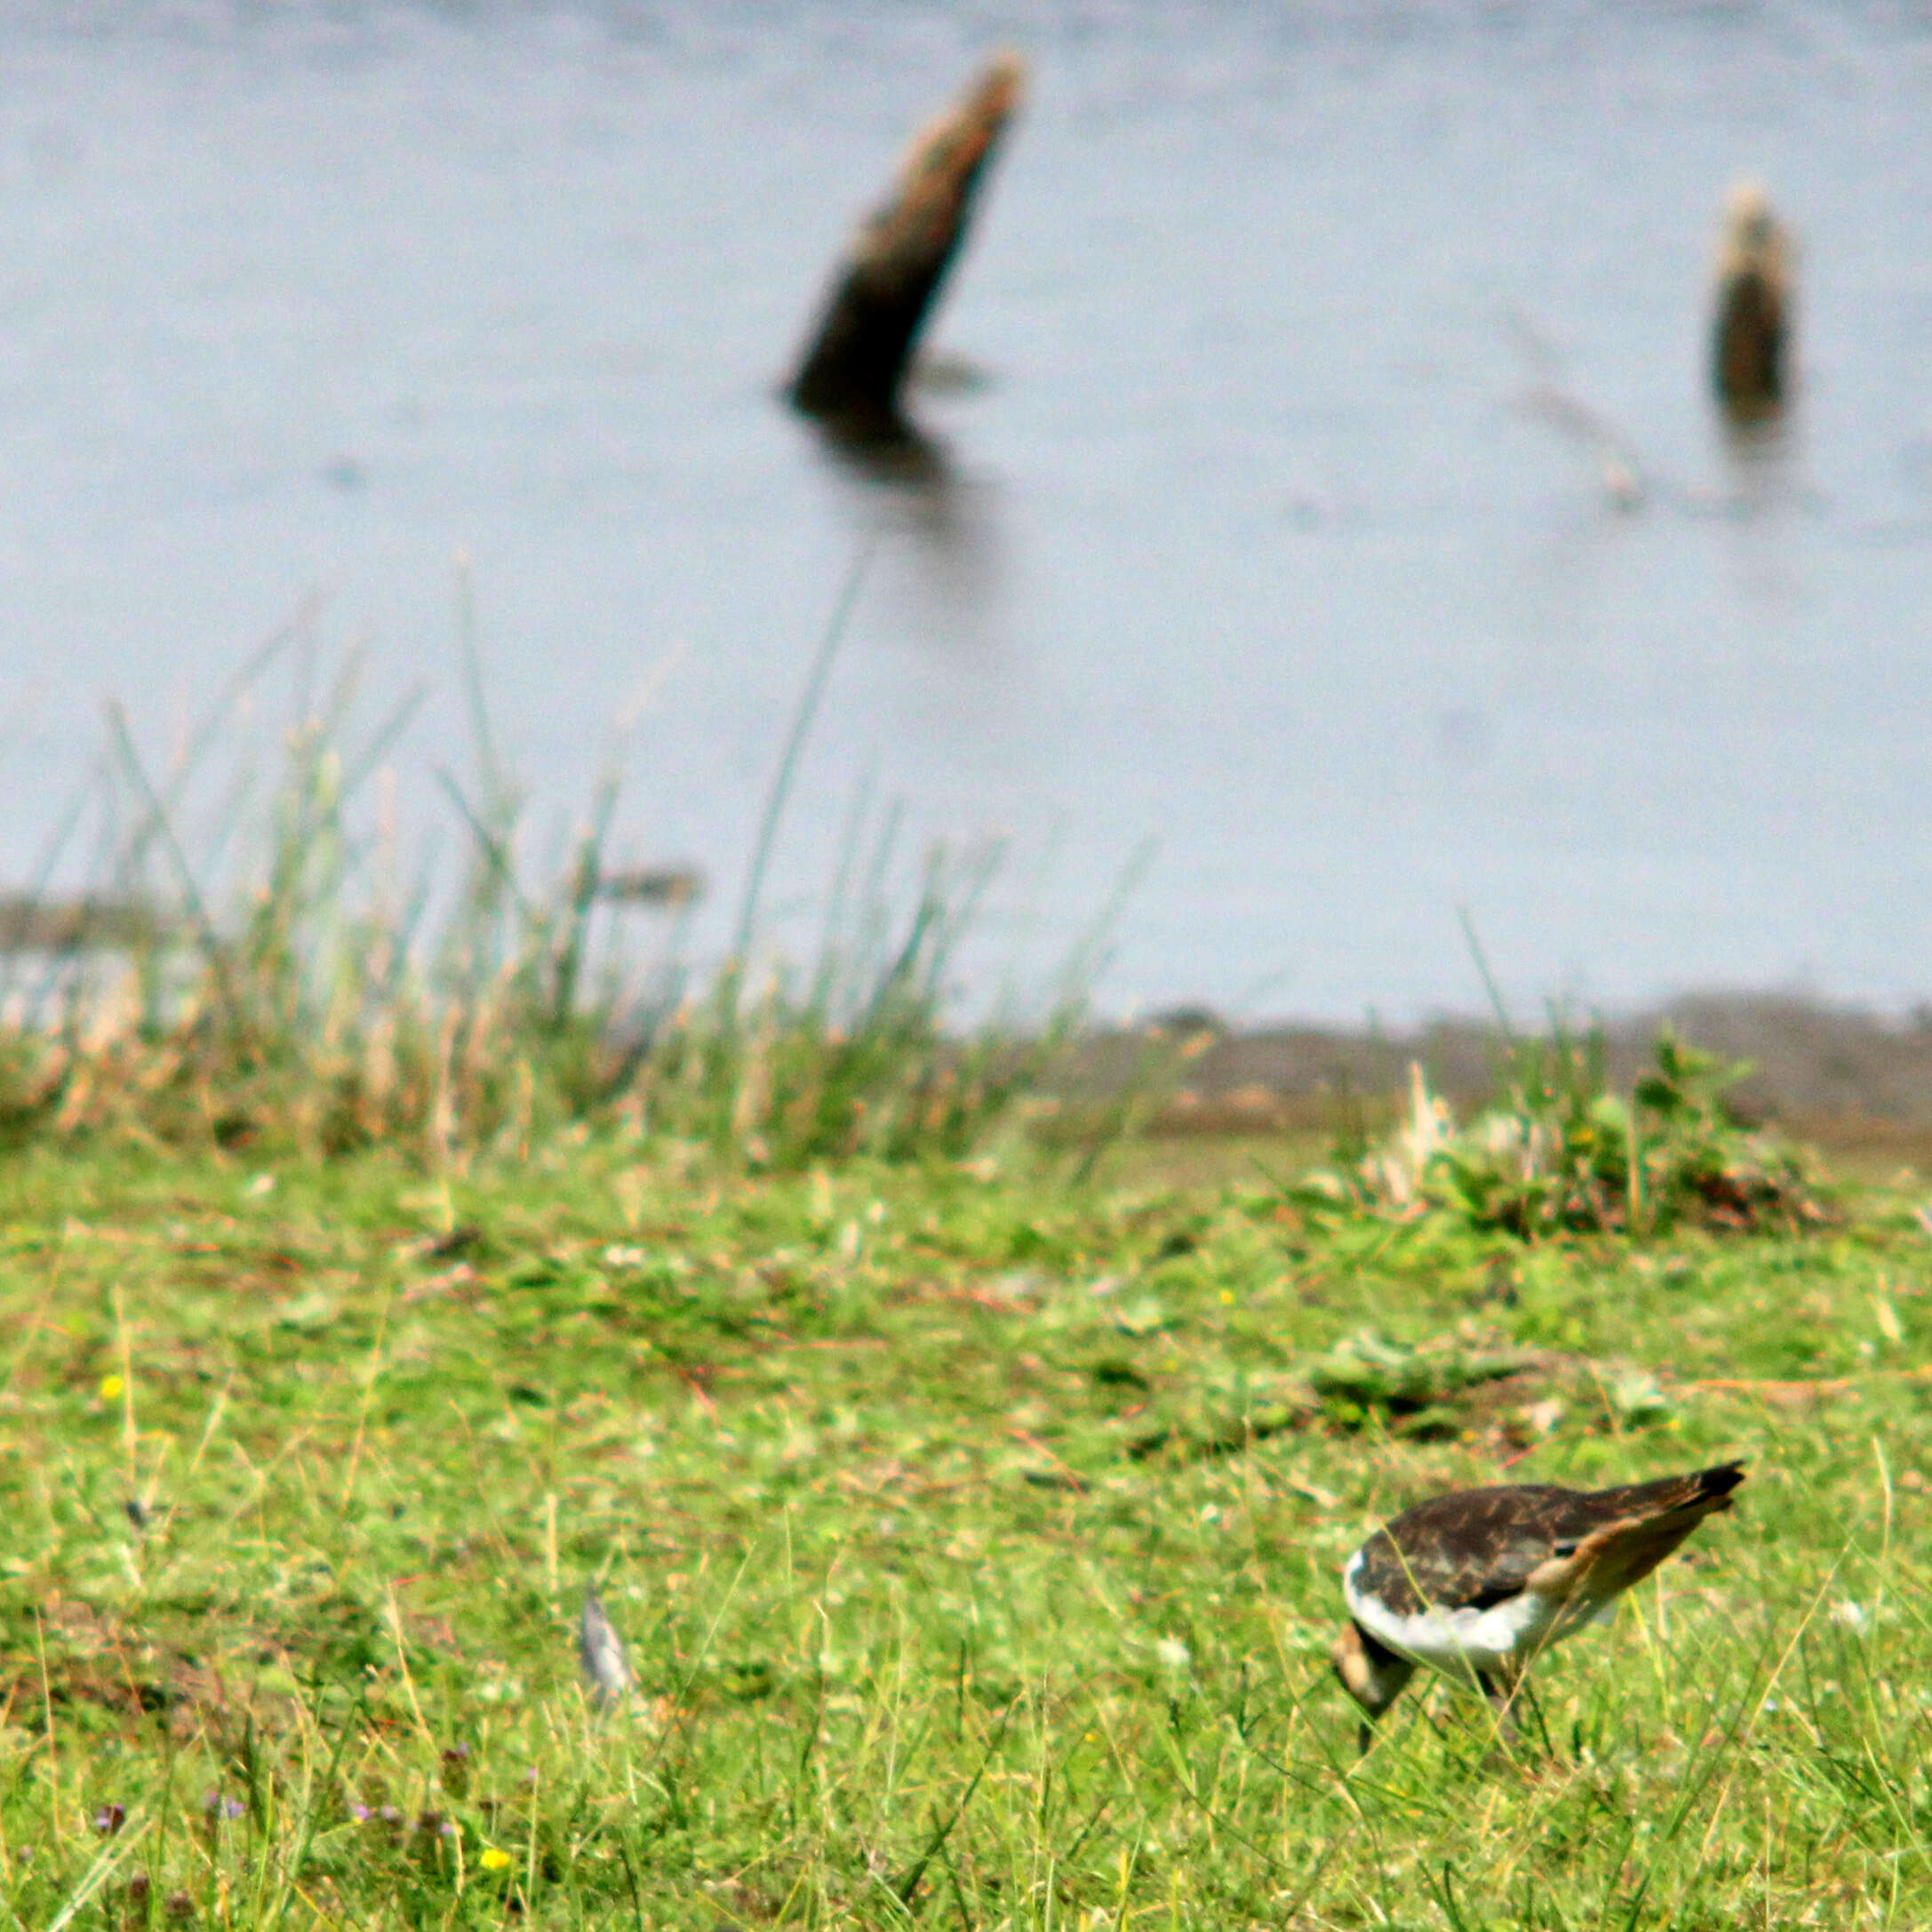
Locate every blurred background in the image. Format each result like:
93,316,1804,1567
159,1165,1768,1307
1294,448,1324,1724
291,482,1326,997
1,0,1929,1026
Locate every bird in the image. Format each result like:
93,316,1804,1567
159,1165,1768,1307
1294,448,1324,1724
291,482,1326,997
1712,181,1791,420
1331,1462,1744,1748
579,1586,635,1708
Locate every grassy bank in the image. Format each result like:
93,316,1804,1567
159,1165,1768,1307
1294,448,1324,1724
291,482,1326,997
4,615,1928,1926
4,1125,1932,1929
0,592,1111,1171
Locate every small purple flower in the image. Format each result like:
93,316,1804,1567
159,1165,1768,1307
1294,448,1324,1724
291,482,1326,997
201,1792,244,1821
378,1805,403,1825
349,1804,372,1824
92,1802,126,1834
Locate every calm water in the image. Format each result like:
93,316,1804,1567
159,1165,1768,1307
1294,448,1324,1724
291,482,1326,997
4,0,1932,1021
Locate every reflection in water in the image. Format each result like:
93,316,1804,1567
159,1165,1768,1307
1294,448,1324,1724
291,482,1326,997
883,467,1008,655
1713,411,1812,605
802,406,952,488
1717,409,1806,507
800,396,1009,656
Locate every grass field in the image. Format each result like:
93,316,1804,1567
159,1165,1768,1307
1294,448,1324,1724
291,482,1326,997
4,1125,1932,1931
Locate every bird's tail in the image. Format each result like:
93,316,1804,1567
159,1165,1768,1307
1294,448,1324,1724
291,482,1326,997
1569,1463,1745,1601
1593,1461,1745,1523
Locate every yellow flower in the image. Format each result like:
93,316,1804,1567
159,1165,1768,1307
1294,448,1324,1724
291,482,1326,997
98,1375,124,1401
1217,1290,1234,1306
479,1848,512,1872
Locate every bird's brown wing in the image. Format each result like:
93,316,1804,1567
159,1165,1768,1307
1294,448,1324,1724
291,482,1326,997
1356,1485,1599,1617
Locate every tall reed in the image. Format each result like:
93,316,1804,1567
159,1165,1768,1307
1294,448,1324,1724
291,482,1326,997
0,571,1118,1169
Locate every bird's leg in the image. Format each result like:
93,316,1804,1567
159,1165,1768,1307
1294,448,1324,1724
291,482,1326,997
1353,1677,1411,1758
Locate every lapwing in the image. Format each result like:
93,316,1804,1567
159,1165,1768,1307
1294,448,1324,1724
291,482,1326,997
1332,1462,1744,1747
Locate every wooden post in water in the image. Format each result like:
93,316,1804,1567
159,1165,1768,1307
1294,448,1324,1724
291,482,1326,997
1712,180,1792,421
788,52,1026,436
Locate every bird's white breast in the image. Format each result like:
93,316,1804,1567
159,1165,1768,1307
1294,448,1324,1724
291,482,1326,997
1343,1547,1610,1681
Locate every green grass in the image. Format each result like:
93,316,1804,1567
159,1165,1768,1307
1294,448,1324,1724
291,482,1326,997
5,1131,1932,1928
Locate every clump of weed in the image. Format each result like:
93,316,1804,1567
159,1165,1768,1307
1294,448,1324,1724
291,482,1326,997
1305,1326,1536,1436
635,842,1082,1169
1305,1026,1831,1239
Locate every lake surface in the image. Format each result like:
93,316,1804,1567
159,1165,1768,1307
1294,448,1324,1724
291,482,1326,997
4,0,1932,1023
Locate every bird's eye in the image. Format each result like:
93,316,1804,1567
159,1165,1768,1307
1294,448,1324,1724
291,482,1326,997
1552,1540,1579,1559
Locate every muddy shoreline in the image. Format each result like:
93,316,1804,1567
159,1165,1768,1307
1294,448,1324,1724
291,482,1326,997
1072,992,1932,1153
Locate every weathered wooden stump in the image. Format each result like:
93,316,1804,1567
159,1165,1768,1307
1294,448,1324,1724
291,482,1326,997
1712,180,1792,421
788,52,1026,437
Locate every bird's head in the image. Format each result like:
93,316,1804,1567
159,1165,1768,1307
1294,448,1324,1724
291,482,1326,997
1330,1621,1409,1719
